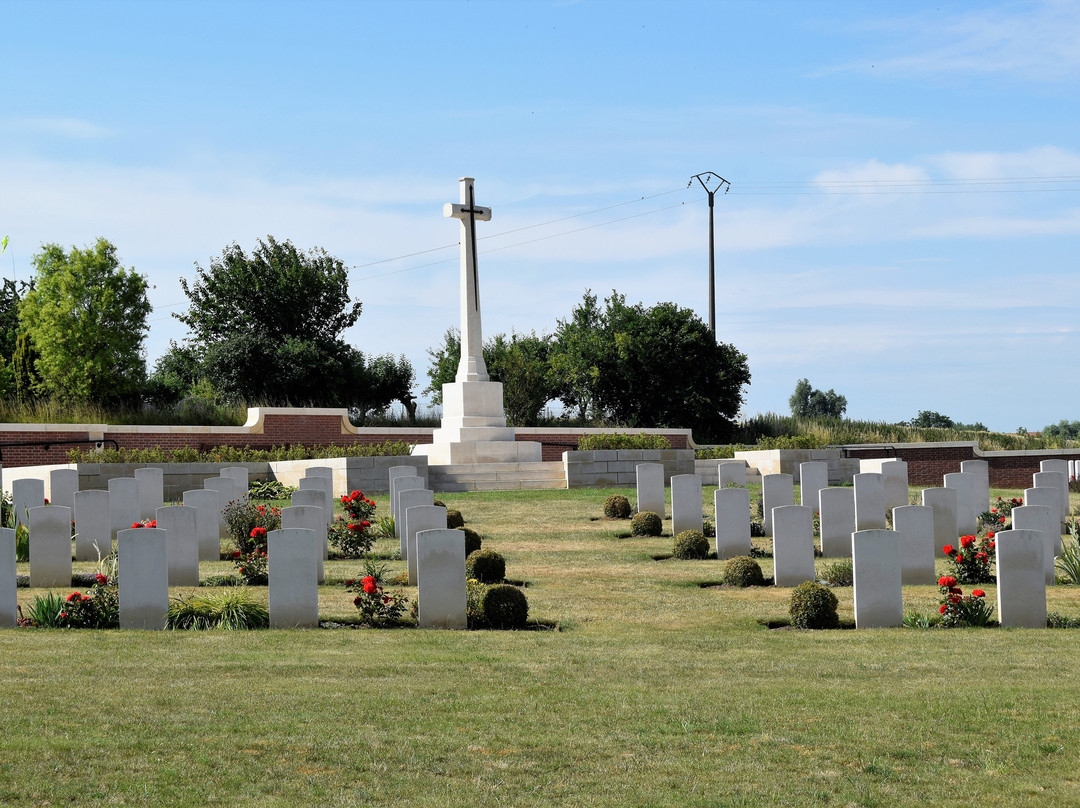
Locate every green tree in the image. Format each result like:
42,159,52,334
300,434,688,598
908,410,954,429
174,237,412,409
1042,419,1080,441
549,289,603,420
788,378,847,419
19,239,150,403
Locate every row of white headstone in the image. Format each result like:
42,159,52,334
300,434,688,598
636,458,1067,628
388,465,466,628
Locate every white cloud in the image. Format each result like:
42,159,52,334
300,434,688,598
0,117,111,139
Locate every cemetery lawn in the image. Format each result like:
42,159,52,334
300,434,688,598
4,486,1080,807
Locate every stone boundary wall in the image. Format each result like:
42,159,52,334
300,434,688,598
3,456,429,501
563,449,695,488
0,408,693,469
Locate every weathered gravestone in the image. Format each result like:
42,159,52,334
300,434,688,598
1033,470,1068,528
714,487,750,560
892,504,935,585
772,504,815,587
717,460,747,489
134,467,164,519
156,505,200,587
405,504,447,586
220,466,251,496
670,474,703,536
388,466,420,524
49,468,79,512
268,527,320,628
29,505,72,588
399,488,436,584
12,478,44,530
281,504,326,583
109,477,141,539
1011,504,1058,585
798,462,828,511
995,528,1046,628
635,462,666,516
853,473,886,531
73,489,112,561
183,489,223,562
852,529,903,628
393,476,427,553
1040,460,1070,524
818,487,855,558
200,477,232,539
118,527,168,630
1024,487,1063,555
922,487,959,558
943,472,979,536
299,475,333,562
880,460,910,512
960,460,990,517
762,473,794,537
0,528,16,628
415,528,467,629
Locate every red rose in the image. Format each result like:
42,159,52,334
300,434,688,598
353,595,363,607
67,592,81,602
942,545,955,556
350,490,361,499
991,508,998,513
976,552,988,562
344,579,354,587
972,589,986,597
961,536,974,548
949,595,961,604
363,581,378,595
250,527,268,540
939,576,957,588
95,573,108,585
131,522,142,529
938,576,949,586
956,555,965,563
348,523,360,532
147,520,157,528
44,498,49,505
939,604,948,614
987,532,995,538
232,550,241,558
989,542,996,550
948,587,961,595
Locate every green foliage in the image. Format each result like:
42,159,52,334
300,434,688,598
458,527,483,557
549,289,604,420
167,589,269,630
12,330,38,402
577,432,671,451
909,410,955,429
789,581,840,629
465,549,506,584
15,523,29,562
723,556,765,587
480,584,529,629
26,592,66,628
603,495,632,519
1056,533,1080,585
371,515,396,539
942,535,995,584
465,578,488,625
788,379,846,419
902,610,941,628
347,576,409,626
937,578,995,628
1047,611,1080,628
222,501,281,554
630,511,663,537
67,441,413,464
1044,419,1080,441
247,479,295,500
821,558,854,587
446,509,465,529
328,517,376,557
695,446,739,459
672,530,709,560
19,238,150,403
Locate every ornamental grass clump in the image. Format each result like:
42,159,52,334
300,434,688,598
723,556,765,588
603,495,632,519
466,549,506,584
631,511,663,537
942,534,995,584
672,530,709,560
789,581,839,630
167,589,269,630
936,576,994,627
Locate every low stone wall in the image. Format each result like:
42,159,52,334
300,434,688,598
733,449,857,485
563,449,695,488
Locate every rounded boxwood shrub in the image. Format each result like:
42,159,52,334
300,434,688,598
465,549,505,583
445,509,465,529
457,526,482,556
631,511,663,537
603,495,632,519
789,581,839,630
723,556,765,587
672,530,709,560
481,584,529,629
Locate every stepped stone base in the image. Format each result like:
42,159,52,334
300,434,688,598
428,461,565,493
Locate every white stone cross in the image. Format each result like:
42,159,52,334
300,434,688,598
445,177,492,382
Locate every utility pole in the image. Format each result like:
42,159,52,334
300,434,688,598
689,172,730,336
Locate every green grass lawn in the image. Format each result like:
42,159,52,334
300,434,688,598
2,486,1079,807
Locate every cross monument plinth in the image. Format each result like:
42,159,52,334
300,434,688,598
413,178,542,465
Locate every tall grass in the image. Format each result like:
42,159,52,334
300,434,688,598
0,398,247,427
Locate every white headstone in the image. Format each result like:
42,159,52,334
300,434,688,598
1040,458,1070,513
299,475,333,520
772,504,815,587
405,504,447,585
306,465,334,495
892,504,935,585
922,487,959,558
879,460,910,511
12,478,44,530
0,528,14,628
220,466,250,496
48,468,80,512
714,487,751,560
717,460,747,489
134,467,164,519
852,529,903,628
183,489,224,562
28,505,72,588
400,489,436,583
118,527,168,630
960,460,990,517
818,487,855,558
388,466,420,523
995,528,1046,628
201,477,232,539
109,477,142,539
853,473,886,531
1011,504,1058,585
1024,487,1063,555
943,472,979,536
393,477,427,551
635,462,666,516
1033,470,1068,527
415,528,467,629
798,462,828,511
155,505,200,587
670,474,703,537
762,474,794,537
281,505,326,583
73,489,112,561
268,527,319,628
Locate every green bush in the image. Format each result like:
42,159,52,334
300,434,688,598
67,441,414,464
446,509,465,529
821,559,854,587
466,549,505,583
603,495,632,519
577,433,671,451
631,511,663,537
723,556,765,587
789,581,839,630
167,589,270,630
672,530,710,560
458,527,483,556
481,584,529,629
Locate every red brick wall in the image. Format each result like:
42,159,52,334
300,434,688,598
843,444,1078,489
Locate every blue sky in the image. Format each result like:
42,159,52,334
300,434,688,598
2,0,1078,432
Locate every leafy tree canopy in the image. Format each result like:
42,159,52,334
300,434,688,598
1042,419,1080,440
789,378,847,419
19,238,150,403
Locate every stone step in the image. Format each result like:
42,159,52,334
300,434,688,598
427,460,566,492
434,478,566,493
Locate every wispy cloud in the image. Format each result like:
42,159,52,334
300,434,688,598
1,117,111,139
